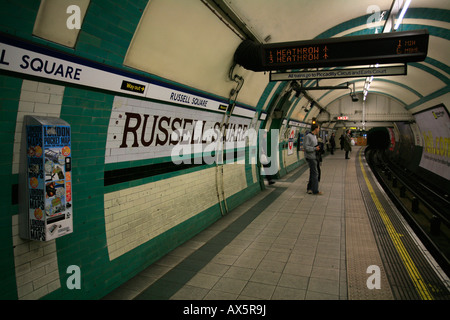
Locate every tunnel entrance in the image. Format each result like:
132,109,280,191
367,127,390,150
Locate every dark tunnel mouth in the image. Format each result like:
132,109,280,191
367,127,391,150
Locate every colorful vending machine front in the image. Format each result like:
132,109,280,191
19,116,73,241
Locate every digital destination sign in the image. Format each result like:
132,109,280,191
235,29,429,71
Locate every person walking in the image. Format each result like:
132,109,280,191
304,124,323,195
343,129,352,159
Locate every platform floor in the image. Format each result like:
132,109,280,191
103,147,450,300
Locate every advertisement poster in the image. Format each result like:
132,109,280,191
409,122,423,147
26,123,73,241
288,127,296,155
26,125,45,240
414,104,450,180
387,127,396,151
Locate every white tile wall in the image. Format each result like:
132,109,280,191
12,215,61,300
104,163,248,260
11,80,65,299
12,80,65,174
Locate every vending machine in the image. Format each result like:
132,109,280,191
19,116,73,241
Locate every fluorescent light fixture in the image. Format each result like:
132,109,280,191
363,0,411,101
394,0,411,30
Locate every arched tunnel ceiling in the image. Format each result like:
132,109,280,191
220,0,449,125
32,0,450,128
123,0,449,128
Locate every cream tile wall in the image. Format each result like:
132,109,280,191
12,80,65,174
12,215,60,300
284,146,299,168
11,80,64,299
104,163,247,260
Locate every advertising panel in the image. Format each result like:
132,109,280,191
20,116,73,241
414,104,450,180
288,127,296,155
387,127,397,151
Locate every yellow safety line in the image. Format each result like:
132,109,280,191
358,150,433,300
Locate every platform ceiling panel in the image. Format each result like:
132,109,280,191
124,0,240,97
226,0,394,43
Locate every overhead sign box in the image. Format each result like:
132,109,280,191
235,29,429,72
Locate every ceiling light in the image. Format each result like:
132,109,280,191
394,0,411,30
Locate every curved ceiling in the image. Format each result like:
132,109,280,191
221,0,449,127
31,0,449,129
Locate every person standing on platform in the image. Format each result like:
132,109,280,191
304,124,323,195
343,129,352,159
339,134,345,150
329,132,336,155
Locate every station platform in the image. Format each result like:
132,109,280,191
103,147,450,300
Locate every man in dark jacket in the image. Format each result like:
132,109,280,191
343,130,352,159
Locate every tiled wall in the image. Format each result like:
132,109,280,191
104,163,249,261
12,80,65,174
0,0,270,299
12,214,60,300
10,79,65,300
0,0,302,300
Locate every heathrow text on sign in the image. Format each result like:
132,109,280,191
263,30,428,70
234,29,428,72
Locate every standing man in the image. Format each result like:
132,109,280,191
343,129,352,159
304,124,323,195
